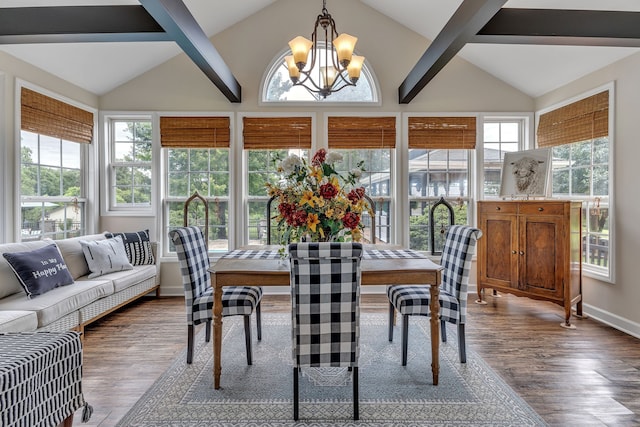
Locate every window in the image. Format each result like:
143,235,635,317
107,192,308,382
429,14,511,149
407,116,476,252
109,119,152,210
242,116,312,244
483,119,524,197
537,88,612,279
327,116,396,243
19,87,93,241
262,46,378,103
161,116,231,252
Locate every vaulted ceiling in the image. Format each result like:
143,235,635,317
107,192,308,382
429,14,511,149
1,0,639,102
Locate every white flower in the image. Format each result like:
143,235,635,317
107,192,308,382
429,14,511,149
279,154,302,173
350,168,362,178
325,151,343,165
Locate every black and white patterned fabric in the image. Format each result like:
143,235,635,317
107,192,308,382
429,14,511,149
289,242,362,367
169,226,262,325
222,248,425,260
387,225,482,324
105,229,155,266
0,331,92,427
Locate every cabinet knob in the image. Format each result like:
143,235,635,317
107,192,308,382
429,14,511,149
495,206,501,211
512,250,517,254
519,251,525,255
538,207,544,211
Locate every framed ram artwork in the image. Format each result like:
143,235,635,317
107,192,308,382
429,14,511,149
499,148,552,198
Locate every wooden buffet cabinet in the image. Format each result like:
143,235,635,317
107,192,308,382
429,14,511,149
476,200,583,327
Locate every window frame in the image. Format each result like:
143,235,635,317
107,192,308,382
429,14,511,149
101,113,155,216
535,83,615,283
16,81,98,241
259,47,381,107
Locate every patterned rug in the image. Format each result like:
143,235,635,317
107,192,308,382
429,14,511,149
117,313,547,426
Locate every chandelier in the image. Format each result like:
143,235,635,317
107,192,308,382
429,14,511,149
284,0,365,98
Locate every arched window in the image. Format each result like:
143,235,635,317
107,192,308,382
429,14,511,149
262,47,379,103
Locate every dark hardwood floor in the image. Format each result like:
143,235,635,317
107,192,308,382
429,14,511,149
76,293,640,426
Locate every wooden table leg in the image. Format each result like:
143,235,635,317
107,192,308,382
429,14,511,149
429,284,440,385
212,272,224,389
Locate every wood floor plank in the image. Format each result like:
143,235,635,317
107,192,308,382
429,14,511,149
75,293,640,426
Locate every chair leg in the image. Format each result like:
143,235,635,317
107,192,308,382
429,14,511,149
205,320,211,343
458,323,467,363
293,367,299,421
388,302,395,341
440,319,447,343
256,302,262,341
244,315,253,365
353,366,359,420
187,324,194,364
401,314,409,366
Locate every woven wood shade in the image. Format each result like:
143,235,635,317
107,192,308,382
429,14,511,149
242,117,312,149
537,91,609,148
327,116,396,149
160,116,230,148
21,87,94,144
408,116,476,150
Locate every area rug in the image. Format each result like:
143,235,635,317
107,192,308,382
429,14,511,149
116,313,547,426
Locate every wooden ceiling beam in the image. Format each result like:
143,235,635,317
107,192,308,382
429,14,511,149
139,0,241,103
0,6,169,43
398,0,508,104
474,9,640,47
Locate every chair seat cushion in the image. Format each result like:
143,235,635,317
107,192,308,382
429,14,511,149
387,285,460,323
191,286,263,325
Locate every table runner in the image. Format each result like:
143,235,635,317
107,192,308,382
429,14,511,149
221,248,428,260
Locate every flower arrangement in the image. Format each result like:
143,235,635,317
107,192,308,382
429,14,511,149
266,148,373,244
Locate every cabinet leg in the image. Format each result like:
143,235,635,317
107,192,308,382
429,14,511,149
475,287,487,305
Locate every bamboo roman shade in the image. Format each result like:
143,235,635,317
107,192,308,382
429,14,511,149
160,116,230,148
408,116,476,150
327,116,396,149
537,90,609,148
21,87,94,144
243,117,312,149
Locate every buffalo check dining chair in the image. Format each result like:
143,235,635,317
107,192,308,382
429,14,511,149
387,225,482,364
170,226,263,365
288,242,363,421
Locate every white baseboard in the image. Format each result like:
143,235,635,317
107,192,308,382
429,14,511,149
582,303,640,339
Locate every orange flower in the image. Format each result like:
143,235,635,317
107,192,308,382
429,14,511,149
306,213,320,232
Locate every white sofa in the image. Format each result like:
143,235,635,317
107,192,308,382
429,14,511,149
0,233,159,335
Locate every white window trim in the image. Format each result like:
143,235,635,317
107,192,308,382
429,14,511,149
15,79,99,240
259,47,382,107
535,82,615,283
100,112,155,216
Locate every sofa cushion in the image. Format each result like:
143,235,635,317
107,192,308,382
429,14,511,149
76,264,156,293
0,280,113,328
105,230,155,266
81,236,133,279
0,310,38,333
0,240,51,299
3,244,74,298
55,234,106,280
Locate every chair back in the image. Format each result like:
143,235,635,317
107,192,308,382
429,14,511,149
288,242,363,368
169,226,211,325
441,225,482,324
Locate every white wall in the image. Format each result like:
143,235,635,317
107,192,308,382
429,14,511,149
536,52,640,337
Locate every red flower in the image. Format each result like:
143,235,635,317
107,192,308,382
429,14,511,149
311,148,327,166
342,212,360,230
319,182,338,199
290,210,308,227
278,202,296,218
347,187,366,204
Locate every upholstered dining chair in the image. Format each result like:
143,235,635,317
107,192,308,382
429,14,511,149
387,225,482,364
289,242,363,421
169,226,263,365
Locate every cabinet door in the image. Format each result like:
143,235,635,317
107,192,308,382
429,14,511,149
478,212,518,289
518,214,565,299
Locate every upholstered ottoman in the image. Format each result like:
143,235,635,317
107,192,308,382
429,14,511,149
0,331,92,427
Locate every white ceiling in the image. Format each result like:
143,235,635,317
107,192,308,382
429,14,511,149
1,0,639,98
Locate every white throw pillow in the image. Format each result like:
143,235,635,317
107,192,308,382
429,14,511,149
81,236,133,279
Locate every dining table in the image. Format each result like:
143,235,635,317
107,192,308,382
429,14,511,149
208,244,443,389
